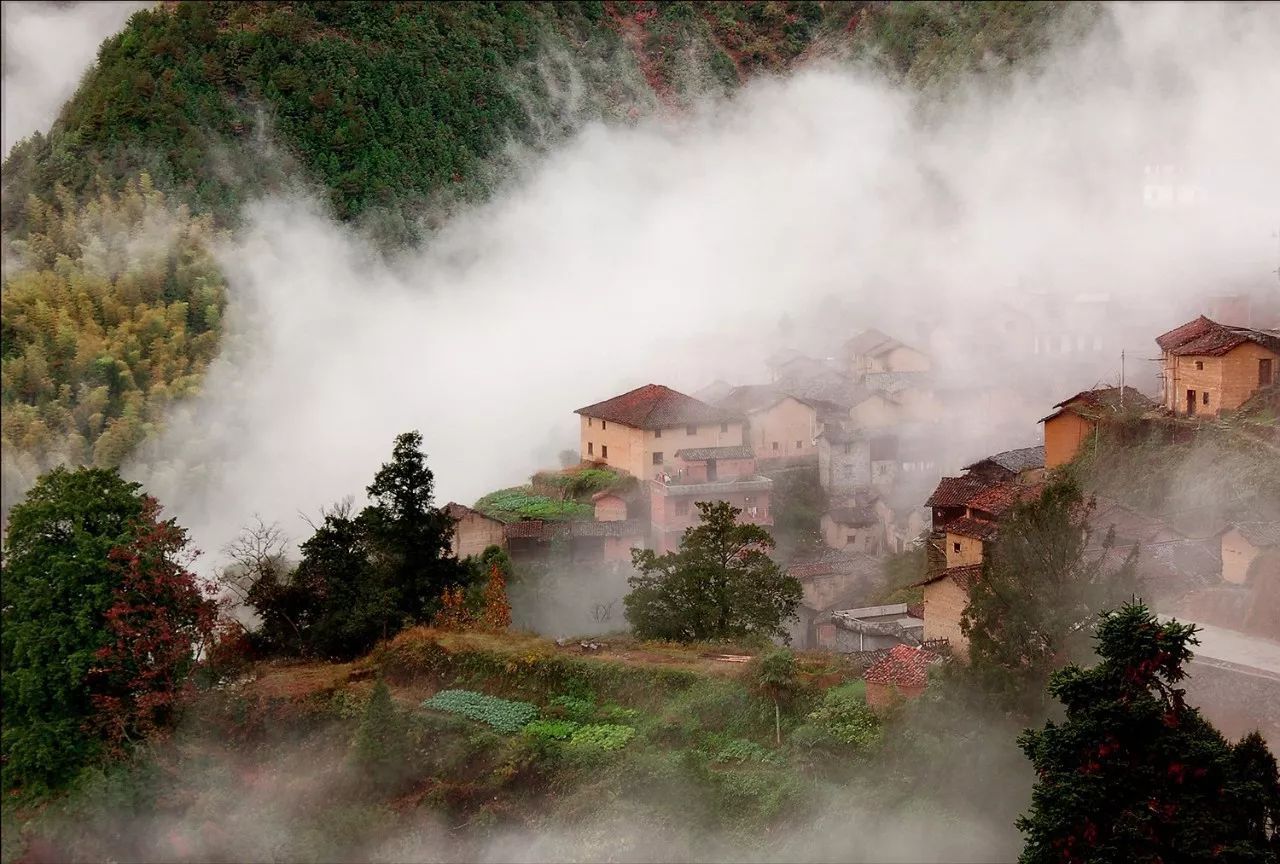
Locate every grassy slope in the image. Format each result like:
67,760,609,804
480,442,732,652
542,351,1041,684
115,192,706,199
1,627,1028,862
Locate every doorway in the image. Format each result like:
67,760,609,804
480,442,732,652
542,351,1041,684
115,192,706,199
1186,389,1196,415
706,459,718,481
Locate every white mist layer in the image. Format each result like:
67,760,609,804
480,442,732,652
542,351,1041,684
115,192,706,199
130,2,1280,567
0,1,148,155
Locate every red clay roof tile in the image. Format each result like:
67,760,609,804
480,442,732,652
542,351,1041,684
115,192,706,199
576,384,739,430
864,644,939,687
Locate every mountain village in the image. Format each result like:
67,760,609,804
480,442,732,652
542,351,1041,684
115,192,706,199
447,302,1280,736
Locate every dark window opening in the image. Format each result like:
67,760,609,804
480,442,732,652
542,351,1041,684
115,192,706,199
720,422,728,432
1195,361,1204,370
795,440,802,450
655,429,662,438
602,420,607,430
601,445,608,458
653,452,664,465
772,441,779,451
587,442,593,455
588,418,593,427
1261,358,1274,387
1203,391,1210,406
953,542,961,554
686,425,697,435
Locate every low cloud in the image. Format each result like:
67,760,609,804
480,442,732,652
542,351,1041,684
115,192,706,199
1,1,147,156
128,3,1280,570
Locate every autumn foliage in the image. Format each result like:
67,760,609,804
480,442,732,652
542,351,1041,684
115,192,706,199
88,498,218,754
430,564,511,633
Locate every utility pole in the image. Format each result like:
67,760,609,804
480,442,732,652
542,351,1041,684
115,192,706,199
1120,349,1126,406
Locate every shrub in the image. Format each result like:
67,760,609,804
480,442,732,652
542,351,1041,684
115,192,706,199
422,690,538,734
567,723,635,752
793,682,881,751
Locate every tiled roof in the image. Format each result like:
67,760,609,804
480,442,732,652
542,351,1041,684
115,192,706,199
1233,521,1280,549
1157,316,1218,351
926,475,993,509
945,516,999,541
445,502,499,523
788,562,836,579
576,384,739,430
1157,316,1280,356
716,385,786,415
844,328,897,357
864,371,929,393
967,482,1042,518
675,445,756,461
864,644,939,687
914,563,982,589
1043,386,1154,420
964,446,1045,475
827,506,879,528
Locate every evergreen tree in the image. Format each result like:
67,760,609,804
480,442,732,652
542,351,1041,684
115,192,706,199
353,679,408,787
1018,604,1279,862
363,430,461,621
625,501,801,643
962,478,1138,714
1,467,211,790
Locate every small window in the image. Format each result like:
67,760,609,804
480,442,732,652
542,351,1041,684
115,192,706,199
587,442,593,456
655,428,662,439
588,418,593,427
772,441,779,451
601,445,608,458
686,425,697,436
720,422,729,433
953,542,961,554
1195,361,1204,371
602,420,607,430
1203,391,1210,406
795,440,802,450
847,535,857,544
653,452,664,465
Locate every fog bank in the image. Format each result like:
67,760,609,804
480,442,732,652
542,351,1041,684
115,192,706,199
127,2,1280,567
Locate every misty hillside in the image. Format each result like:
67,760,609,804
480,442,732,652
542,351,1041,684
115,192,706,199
0,1,1090,493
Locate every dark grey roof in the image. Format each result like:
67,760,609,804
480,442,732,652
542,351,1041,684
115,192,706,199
675,445,756,461
827,506,879,528
964,445,1045,475
1233,521,1280,548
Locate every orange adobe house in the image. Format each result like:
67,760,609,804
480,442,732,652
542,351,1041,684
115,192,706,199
1039,386,1153,470
1155,316,1279,417
575,384,745,480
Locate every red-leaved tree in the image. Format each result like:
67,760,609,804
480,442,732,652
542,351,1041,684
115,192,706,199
478,563,511,632
87,497,218,752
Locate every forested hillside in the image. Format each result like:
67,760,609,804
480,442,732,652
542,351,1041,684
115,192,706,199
0,1,1090,497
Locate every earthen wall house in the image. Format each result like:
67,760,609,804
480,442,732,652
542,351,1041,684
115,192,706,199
1155,316,1279,417
446,503,507,559
576,384,744,481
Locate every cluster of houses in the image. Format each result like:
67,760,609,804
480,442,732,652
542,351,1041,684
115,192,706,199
446,311,1278,707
